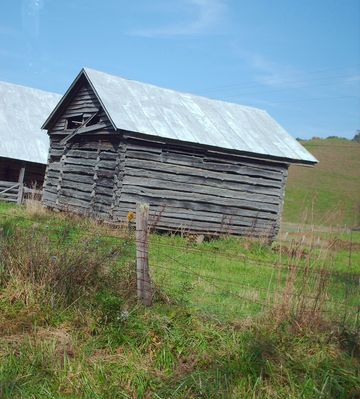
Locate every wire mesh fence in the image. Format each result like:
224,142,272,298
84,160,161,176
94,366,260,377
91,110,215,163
145,233,359,325
0,204,359,329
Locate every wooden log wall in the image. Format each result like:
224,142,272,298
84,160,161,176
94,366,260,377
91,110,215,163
43,135,123,219
43,132,288,238
114,135,289,238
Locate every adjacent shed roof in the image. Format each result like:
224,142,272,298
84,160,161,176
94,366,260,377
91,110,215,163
0,81,62,164
44,68,318,165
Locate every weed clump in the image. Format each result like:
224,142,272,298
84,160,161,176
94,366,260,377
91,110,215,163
0,223,138,319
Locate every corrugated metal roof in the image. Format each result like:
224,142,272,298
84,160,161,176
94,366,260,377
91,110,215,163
83,68,317,164
0,81,62,164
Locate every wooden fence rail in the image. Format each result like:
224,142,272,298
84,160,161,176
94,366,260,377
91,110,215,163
0,180,43,205
0,181,21,204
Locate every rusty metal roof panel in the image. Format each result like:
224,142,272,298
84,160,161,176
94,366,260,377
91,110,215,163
0,81,62,164
83,68,317,164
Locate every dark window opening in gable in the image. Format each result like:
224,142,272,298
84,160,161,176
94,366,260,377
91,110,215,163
66,115,84,129
65,110,101,130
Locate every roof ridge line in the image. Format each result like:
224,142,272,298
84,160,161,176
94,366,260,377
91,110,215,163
82,67,267,113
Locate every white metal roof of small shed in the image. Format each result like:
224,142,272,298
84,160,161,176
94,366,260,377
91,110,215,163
0,81,62,164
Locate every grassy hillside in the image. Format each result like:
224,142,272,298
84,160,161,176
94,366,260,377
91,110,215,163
0,202,359,398
284,139,360,227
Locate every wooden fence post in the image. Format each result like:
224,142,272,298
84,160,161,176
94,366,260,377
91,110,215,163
17,167,25,205
136,203,152,306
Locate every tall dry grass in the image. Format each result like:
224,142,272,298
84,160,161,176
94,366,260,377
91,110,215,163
268,221,357,332
0,228,134,310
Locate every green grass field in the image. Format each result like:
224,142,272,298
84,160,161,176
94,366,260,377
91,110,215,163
0,202,359,398
284,139,360,227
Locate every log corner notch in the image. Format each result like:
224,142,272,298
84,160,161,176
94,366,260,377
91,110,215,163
136,203,152,306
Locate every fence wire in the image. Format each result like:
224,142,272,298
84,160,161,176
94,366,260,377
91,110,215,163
0,210,359,326
134,226,359,325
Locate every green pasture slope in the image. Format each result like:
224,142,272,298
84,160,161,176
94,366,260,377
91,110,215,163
0,202,359,398
284,139,360,227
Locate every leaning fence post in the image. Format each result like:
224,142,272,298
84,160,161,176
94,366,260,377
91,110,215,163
136,203,152,306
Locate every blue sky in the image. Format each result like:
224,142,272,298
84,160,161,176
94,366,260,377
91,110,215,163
0,0,359,139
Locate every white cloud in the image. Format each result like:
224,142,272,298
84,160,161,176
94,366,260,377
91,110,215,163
128,0,228,37
21,0,45,38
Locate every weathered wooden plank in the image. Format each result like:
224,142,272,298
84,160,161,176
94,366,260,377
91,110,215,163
96,177,115,188
62,164,94,175
59,173,94,185
98,151,119,161
62,108,99,117
125,142,163,154
45,177,59,187
49,149,64,157
128,151,284,181
113,205,273,229
59,188,91,201
96,169,116,179
42,191,57,204
125,166,281,195
66,95,97,104
65,101,97,110
117,194,278,220
70,140,119,152
65,157,97,167
125,159,283,188
58,196,91,210
61,179,93,192
0,180,19,188
114,200,276,223
95,186,113,196
122,176,281,204
120,185,279,213
93,195,113,206
44,185,58,195
47,162,61,172
66,149,98,159
149,216,270,233
97,160,117,170
0,193,18,199
0,190,19,196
